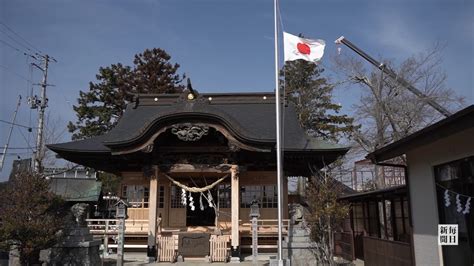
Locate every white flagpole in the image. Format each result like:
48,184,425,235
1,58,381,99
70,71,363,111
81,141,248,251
274,0,284,264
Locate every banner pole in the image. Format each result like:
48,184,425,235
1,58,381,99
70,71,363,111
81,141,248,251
274,0,284,264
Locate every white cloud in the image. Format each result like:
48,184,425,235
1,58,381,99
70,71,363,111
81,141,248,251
362,11,428,57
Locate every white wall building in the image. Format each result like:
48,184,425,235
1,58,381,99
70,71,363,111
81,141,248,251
368,105,474,265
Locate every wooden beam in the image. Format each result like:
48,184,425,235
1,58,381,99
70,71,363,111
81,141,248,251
230,165,240,250
147,167,159,261
111,123,270,155
158,163,247,173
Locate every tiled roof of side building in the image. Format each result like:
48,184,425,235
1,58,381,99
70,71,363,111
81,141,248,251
49,178,102,202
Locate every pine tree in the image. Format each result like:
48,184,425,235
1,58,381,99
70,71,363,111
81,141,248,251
281,58,354,264
68,48,185,140
281,60,356,141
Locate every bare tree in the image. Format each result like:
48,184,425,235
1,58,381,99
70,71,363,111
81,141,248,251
306,164,350,265
35,112,68,171
333,43,465,154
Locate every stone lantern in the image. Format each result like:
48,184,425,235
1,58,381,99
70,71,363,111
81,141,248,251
115,199,129,266
250,200,261,219
249,200,260,264
115,199,128,219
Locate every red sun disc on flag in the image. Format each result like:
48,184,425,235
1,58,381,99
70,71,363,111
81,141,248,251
297,42,311,55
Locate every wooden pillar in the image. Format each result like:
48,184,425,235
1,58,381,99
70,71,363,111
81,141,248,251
147,167,159,262
230,165,240,262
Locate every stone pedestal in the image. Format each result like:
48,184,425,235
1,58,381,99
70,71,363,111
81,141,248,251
40,204,101,266
282,226,316,266
269,258,289,266
229,256,241,263
7,247,19,266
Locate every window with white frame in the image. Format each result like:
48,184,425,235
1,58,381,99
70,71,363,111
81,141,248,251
218,184,231,208
240,185,278,208
170,185,185,208
121,185,149,208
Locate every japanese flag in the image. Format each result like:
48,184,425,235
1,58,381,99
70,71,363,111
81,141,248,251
283,32,325,63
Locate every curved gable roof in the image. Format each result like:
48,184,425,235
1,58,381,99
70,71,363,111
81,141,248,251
48,92,348,154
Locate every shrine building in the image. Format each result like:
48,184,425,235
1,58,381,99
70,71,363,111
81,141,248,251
48,90,349,262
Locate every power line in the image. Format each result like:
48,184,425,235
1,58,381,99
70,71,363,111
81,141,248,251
0,64,31,82
0,27,35,54
0,21,43,55
0,38,24,53
0,38,37,59
3,147,37,150
16,127,35,153
0,119,35,130
0,152,31,156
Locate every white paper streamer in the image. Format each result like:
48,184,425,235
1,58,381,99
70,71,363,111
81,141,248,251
207,191,214,208
181,188,187,206
456,194,463,213
189,192,195,211
444,190,451,207
463,197,471,215
440,185,473,215
199,193,204,211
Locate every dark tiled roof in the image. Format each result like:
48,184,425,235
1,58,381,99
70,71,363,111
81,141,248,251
48,134,110,153
49,178,102,202
48,92,348,154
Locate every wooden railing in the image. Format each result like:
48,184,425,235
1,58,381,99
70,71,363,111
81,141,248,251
128,201,148,208
239,219,290,235
157,235,178,262
86,219,148,235
210,235,230,262
87,218,288,257
87,218,288,236
239,219,290,249
333,231,354,261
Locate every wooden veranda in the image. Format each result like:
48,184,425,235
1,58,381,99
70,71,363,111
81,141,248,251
86,218,290,262
335,185,414,265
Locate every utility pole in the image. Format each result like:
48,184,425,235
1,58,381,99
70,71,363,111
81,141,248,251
0,96,22,172
31,54,53,173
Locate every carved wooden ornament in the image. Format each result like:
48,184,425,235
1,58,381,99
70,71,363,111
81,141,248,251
171,123,209,141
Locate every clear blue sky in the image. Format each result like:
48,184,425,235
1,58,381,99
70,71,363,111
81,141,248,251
1,0,473,180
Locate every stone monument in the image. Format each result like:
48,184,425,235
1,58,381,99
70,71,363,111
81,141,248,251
40,203,101,265
281,204,314,266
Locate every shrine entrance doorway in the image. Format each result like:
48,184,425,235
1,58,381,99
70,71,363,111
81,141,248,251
186,189,217,226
